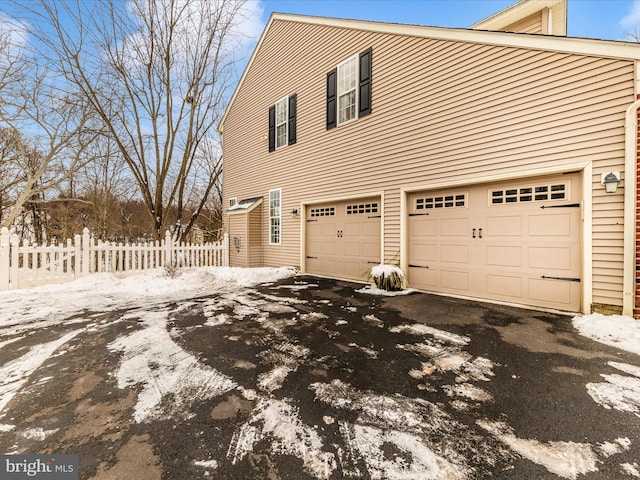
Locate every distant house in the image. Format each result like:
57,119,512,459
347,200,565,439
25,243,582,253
219,0,640,317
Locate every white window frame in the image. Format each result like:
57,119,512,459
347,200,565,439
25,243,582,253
275,96,288,149
269,188,282,245
229,197,238,208
337,55,358,126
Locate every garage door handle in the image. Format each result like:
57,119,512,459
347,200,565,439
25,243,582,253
337,230,343,237
472,228,476,238
478,228,483,239
541,275,580,282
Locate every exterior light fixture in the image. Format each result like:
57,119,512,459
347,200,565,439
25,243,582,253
291,208,299,217
601,171,620,193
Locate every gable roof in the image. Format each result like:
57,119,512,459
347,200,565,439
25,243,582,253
471,0,567,35
219,11,640,132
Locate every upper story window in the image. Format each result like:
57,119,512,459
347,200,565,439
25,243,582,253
338,56,358,124
326,47,372,129
269,94,297,152
275,97,288,148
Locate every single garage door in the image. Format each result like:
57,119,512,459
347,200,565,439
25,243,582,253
306,197,381,281
408,173,581,311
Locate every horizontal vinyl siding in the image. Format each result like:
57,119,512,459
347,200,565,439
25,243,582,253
501,12,543,34
249,208,262,267
222,20,634,305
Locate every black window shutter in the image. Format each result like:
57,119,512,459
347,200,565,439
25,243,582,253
358,48,372,117
268,105,275,152
326,68,337,130
288,94,297,145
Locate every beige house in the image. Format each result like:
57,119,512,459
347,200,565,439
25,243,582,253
220,0,640,316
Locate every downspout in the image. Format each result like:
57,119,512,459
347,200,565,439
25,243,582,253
622,98,640,316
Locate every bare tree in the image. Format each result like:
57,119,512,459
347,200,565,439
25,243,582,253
0,26,95,240
20,0,252,241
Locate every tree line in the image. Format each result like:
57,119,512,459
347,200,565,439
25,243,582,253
0,0,253,244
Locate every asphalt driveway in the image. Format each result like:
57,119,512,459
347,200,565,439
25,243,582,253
1,274,639,479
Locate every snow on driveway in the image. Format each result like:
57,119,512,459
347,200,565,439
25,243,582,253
0,267,640,479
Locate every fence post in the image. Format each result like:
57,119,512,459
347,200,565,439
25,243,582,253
74,232,81,277
164,230,172,267
0,228,9,291
223,232,229,267
10,233,19,289
82,228,90,277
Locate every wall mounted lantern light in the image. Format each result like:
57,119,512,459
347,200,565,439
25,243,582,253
601,171,620,193
291,208,299,217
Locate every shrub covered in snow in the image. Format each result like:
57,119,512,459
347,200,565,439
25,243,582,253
368,264,407,291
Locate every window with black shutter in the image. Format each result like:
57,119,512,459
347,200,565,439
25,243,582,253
326,48,372,129
358,48,372,117
326,69,337,130
268,94,297,152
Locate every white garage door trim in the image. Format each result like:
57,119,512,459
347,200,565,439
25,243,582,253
400,163,592,313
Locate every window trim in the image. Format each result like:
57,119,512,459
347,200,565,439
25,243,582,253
269,188,282,245
337,54,359,127
275,96,288,149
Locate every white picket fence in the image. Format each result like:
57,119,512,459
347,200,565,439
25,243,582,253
0,227,229,291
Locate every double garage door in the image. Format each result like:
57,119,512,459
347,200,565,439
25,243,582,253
408,173,582,311
305,197,381,281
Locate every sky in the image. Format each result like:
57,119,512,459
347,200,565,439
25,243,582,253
254,0,640,42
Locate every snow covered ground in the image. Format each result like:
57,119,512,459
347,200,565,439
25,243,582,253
0,267,639,479
2,267,638,354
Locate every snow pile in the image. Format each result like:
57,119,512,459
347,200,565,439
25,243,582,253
586,362,640,415
572,314,640,356
478,420,598,480
0,266,296,333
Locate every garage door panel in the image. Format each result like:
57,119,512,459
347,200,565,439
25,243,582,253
410,218,437,236
487,245,522,267
486,216,522,237
344,223,361,236
321,223,338,235
344,241,361,257
441,218,468,236
409,267,436,287
361,222,380,236
487,274,522,297
529,213,573,237
528,246,572,270
411,243,436,262
361,241,380,258
344,260,367,278
441,270,469,291
322,241,337,255
441,244,468,263
528,278,576,306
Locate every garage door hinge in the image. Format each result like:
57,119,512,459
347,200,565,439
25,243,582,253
540,203,580,209
409,213,429,216
307,219,318,222
367,261,381,264
541,275,580,282
306,256,318,259
409,264,429,269
368,215,382,218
